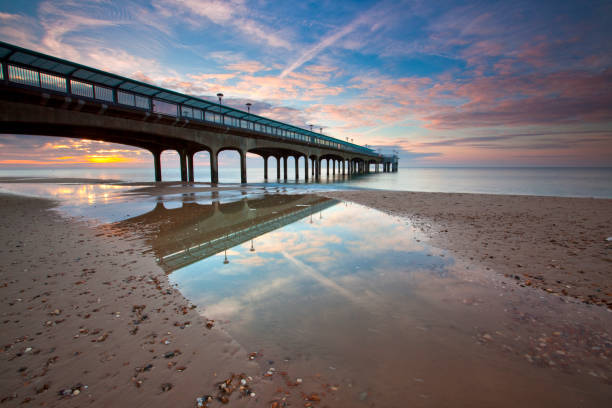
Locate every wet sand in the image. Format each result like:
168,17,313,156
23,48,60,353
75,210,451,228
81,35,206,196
322,190,612,308
0,192,264,407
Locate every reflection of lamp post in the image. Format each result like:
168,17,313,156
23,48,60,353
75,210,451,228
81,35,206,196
223,249,229,264
250,239,255,252
310,212,313,224
319,211,322,219
217,93,224,125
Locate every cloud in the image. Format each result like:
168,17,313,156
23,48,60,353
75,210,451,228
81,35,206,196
419,130,612,148
157,0,291,49
0,135,150,167
279,1,392,78
225,60,269,74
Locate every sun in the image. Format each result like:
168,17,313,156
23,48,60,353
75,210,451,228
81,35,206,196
86,156,132,164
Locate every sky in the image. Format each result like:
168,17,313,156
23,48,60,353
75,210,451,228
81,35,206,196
0,0,611,168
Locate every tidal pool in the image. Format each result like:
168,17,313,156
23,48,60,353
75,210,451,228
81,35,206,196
114,194,610,408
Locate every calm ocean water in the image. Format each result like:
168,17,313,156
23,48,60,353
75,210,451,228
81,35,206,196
1,166,611,198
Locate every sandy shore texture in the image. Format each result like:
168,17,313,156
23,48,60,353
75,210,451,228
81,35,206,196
0,192,267,407
2,184,612,407
322,190,612,308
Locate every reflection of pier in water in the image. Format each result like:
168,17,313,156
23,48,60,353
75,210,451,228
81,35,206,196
113,194,337,273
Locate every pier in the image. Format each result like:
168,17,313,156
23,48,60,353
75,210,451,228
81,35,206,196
0,41,398,183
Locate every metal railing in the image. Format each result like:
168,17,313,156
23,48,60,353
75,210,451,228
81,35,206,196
1,41,381,158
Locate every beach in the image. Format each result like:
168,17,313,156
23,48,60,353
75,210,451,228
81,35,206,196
322,190,612,309
1,183,611,407
0,192,264,407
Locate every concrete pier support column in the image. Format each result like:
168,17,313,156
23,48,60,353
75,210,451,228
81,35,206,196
187,152,195,182
326,158,330,176
240,150,247,184
283,156,288,180
210,150,219,184
333,159,336,175
276,156,281,179
263,156,269,180
152,150,162,182
317,157,322,180
304,156,309,181
295,156,299,180
179,150,188,182
311,158,315,176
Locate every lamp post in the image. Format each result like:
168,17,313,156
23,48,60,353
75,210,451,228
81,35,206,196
309,124,313,132
216,93,224,125
320,127,323,134
246,102,252,129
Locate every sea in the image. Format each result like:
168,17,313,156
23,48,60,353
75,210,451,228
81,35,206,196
1,166,611,198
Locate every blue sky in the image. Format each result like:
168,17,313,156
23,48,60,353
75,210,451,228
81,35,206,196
0,0,611,167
